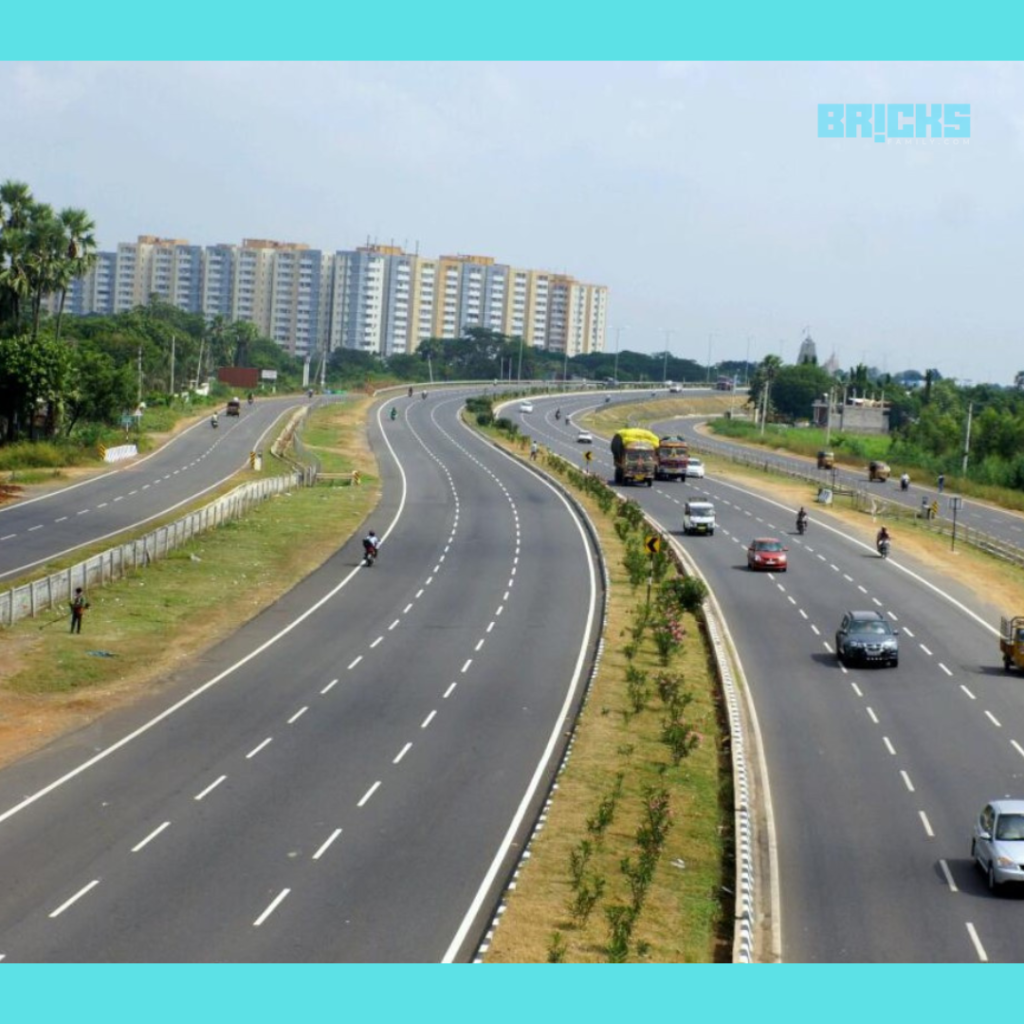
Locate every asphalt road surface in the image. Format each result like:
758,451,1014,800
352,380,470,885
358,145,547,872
516,390,1024,963
0,397,308,581
0,390,601,961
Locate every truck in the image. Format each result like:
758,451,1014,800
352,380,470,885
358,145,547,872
655,435,689,481
611,428,658,487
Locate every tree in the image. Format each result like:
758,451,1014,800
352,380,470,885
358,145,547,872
768,363,837,421
0,334,75,440
53,207,98,341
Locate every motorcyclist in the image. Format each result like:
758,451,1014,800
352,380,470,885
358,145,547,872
362,530,379,563
555,409,561,420
247,393,254,406
796,506,809,532
876,526,891,552
211,413,218,428
900,472,910,491
422,391,427,400
389,407,397,421
408,386,414,398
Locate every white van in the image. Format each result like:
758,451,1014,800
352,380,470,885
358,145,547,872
683,500,716,536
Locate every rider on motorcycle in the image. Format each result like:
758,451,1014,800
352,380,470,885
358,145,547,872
876,526,891,552
900,472,910,491
389,407,397,421
211,413,219,428
796,506,809,532
555,409,561,420
362,530,379,562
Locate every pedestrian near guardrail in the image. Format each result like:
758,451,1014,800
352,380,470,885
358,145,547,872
69,587,90,634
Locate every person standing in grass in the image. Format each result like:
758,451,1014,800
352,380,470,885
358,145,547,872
69,588,90,634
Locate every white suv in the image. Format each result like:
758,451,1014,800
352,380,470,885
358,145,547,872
683,501,716,536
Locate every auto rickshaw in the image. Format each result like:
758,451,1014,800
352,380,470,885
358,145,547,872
817,450,835,470
1000,616,1024,672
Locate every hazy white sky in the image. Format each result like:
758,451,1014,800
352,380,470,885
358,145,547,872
4,61,1021,383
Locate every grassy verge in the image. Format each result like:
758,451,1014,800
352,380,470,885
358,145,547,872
0,396,380,769
470,417,730,963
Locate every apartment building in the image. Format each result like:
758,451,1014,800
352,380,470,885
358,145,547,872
47,237,608,360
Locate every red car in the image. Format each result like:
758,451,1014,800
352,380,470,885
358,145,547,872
747,537,788,572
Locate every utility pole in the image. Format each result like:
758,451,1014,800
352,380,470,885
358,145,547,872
170,335,175,402
137,345,143,405
962,401,973,475
744,336,752,385
706,334,714,384
613,326,627,384
662,329,673,382
517,334,525,383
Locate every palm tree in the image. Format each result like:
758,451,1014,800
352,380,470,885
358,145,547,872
0,179,35,332
53,207,97,341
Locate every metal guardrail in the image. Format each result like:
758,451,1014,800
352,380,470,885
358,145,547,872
0,472,306,629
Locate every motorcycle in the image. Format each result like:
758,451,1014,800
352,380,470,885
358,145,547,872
900,475,910,492
211,416,219,429
422,391,427,400
389,407,397,421
877,537,891,559
362,541,378,567
796,516,808,535
555,409,561,420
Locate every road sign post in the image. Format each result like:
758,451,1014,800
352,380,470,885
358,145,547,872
950,495,963,552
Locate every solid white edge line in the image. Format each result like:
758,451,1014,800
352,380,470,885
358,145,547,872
49,879,100,918
312,829,342,861
253,888,291,927
966,922,988,962
0,410,411,828
131,821,171,853
442,416,599,963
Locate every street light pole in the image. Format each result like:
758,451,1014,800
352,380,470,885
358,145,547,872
706,334,714,385
662,329,673,383
516,334,525,384
613,326,626,384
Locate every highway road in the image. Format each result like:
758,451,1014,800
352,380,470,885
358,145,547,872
671,414,1024,556
514,390,1024,963
0,390,601,961
0,396,309,581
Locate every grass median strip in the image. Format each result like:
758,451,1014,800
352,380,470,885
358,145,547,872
473,416,731,963
0,397,379,771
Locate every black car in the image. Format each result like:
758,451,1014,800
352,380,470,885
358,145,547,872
835,610,899,667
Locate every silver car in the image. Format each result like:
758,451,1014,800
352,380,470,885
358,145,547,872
972,799,1024,890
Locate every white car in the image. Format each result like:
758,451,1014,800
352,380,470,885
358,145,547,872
519,401,534,413
576,431,593,444
685,457,705,479
668,384,683,393
683,501,716,535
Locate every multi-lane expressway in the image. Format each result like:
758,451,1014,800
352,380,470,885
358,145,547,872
0,391,601,961
513,389,1024,962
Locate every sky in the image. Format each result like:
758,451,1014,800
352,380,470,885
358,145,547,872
4,60,1022,384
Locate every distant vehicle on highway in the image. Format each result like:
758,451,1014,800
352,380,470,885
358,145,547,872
576,430,593,444
869,460,891,482
817,450,835,469
668,384,683,393
683,500,716,536
834,610,899,667
519,401,534,413
747,538,788,572
685,457,705,479
226,397,241,416
972,799,1024,891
